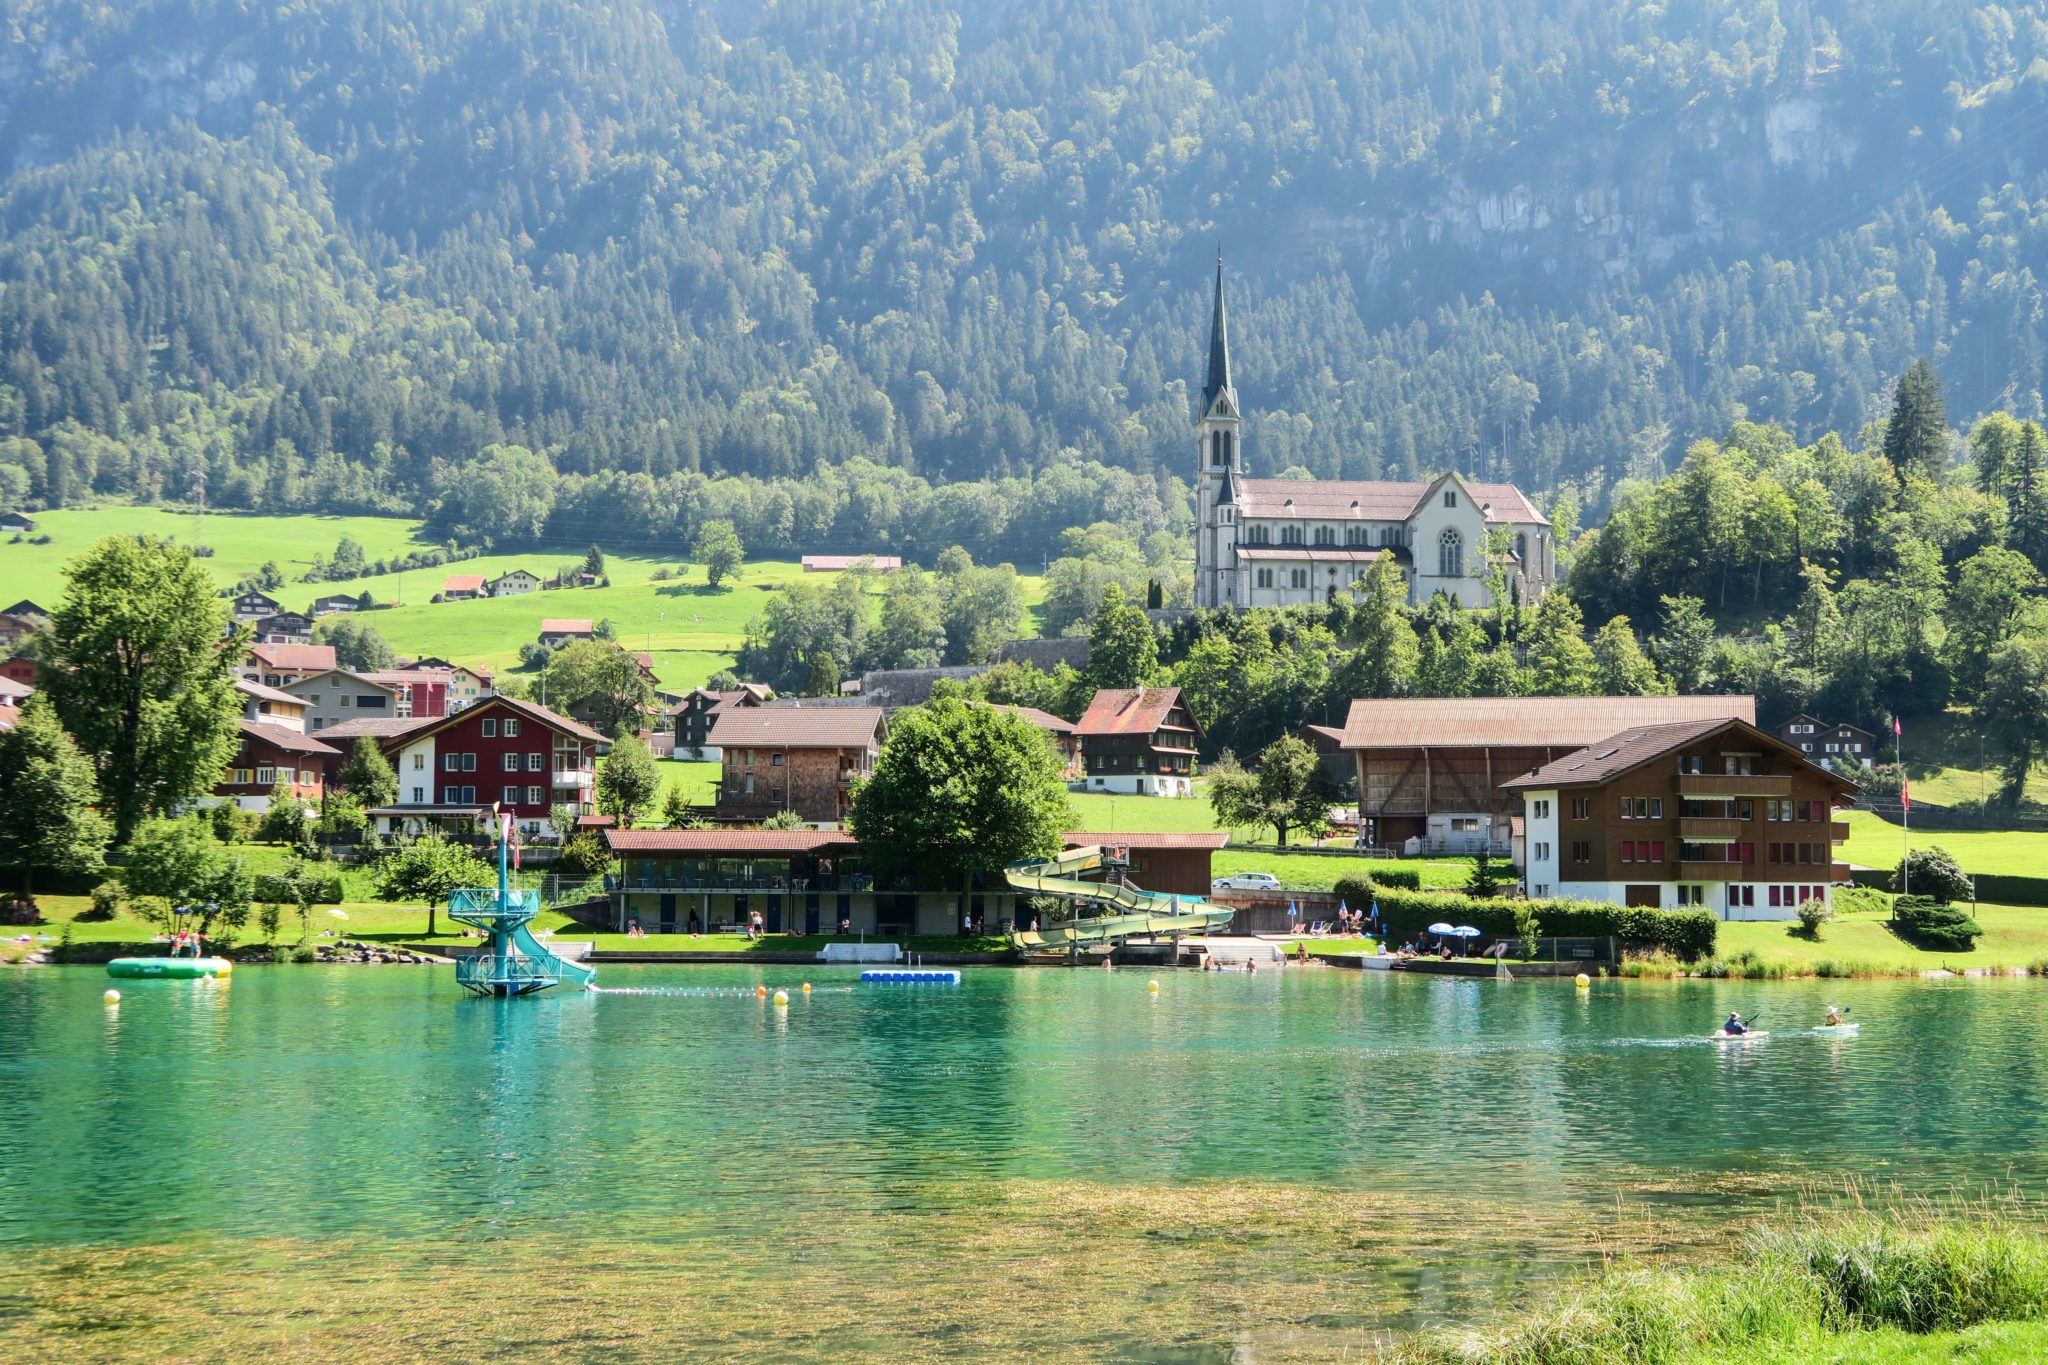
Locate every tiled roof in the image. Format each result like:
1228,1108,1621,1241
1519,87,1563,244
238,720,340,756
1063,831,1229,850
1301,723,1345,747
1236,476,1548,524
1341,695,1756,749
708,706,885,748
1502,717,1861,792
802,555,904,571
540,618,594,634
235,679,303,706
0,675,34,701
442,574,487,593
248,643,337,671
359,668,449,688
606,829,861,854
1234,546,1410,562
1074,687,1193,737
316,716,433,742
972,701,1075,735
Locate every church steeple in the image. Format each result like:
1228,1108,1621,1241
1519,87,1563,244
1201,252,1235,416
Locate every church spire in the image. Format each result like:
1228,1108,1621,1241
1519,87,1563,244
1202,251,1234,415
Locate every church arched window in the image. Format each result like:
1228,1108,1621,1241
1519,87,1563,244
1281,524,1305,546
1210,431,1223,467
1515,531,1528,563
1222,430,1233,465
1313,525,1335,546
1438,528,1463,578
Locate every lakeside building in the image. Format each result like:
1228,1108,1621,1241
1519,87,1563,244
1075,686,1201,797
1341,695,1757,853
706,706,887,823
283,666,448,733
1504,716,1856,919
603,828,1227,935
240,642,337,689
1192,261,1555,612
212,680,338,811
326,695,605,838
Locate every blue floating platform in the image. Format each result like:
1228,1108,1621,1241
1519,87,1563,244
860,969,962,985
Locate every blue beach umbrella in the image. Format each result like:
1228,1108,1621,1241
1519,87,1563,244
1450,925,1481,938
1287,899,1299,919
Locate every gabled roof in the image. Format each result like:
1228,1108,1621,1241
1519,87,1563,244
969,701,1075,735
442,574,487,593
1,599,48,619
317,716,434,742
1502,717,1861,794
540,618,594,634
1341,695,1756,750
708,705,886,748
233,590,282,607
489,568,538,581
1074,687,1197,737
0,676,34,702
387,694,607,748
247,643,337,671
235,679,304,707
358,668,449,689
282,667,398,696
1064,831,1229,850
1236,477,1547,524
606,829,861,855
237,719,340,756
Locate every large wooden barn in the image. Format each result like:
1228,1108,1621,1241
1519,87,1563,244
1341,695,1756,853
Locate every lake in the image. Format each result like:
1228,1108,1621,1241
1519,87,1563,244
4,964,2043,1361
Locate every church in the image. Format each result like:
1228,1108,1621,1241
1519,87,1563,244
1193,262,1557,611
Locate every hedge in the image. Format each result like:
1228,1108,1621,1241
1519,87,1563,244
252,869,346,905
1333,877,1718,961
1366,868,1422,891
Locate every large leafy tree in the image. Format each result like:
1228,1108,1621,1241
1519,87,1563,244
123,816,253,936
36,535,243,842
1980,637,2048,807
849,698,1071,903
1522,591,1600,696
869,566,948,669
0,695,112,897
1337,554,1417,698
1206,735,1334,848
1087,582,1158,690
1590,616,1670,696
540,640,655,738
373,836,495,936
596,733,659,826
693,519,745,588
316,617,396,671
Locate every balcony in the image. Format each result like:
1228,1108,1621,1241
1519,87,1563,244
1829,821,1851,841
1677,773,1791,798
1677,817,1743,841
552,766,595,788
1678,859,1745,879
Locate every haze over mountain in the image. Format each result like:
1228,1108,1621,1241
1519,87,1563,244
2,0,2045,550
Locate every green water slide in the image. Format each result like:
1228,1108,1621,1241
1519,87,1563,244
1005,845,1234,948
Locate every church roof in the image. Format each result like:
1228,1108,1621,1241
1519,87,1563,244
1236,477,1547,524
1201,255,1236,417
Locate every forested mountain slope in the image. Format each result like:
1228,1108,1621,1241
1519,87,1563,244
2,1,2046,554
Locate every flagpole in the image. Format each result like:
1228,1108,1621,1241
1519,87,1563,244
1896,717,1909,896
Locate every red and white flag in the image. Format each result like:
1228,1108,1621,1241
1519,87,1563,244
1893,717,1909,813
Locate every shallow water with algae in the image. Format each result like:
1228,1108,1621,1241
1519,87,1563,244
4,964,2045,1359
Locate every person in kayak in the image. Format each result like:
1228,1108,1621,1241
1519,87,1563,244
1722,1012,1748,1036
1823,1005,1845,1026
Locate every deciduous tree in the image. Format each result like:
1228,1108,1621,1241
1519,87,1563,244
0,695,111,897
596,733,659,825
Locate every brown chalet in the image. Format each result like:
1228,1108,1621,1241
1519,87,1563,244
672,683,773,754
1342,695,1756,853
1504,716,1857,919
214,680,339,812
1074,686,1201,797
707,706,886,824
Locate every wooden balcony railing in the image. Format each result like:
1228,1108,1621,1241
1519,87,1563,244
1677,817,1743,841
1676,773,1792,797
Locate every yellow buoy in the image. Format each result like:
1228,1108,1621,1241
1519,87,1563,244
102,989,121,1004
1147,980,1160,993
1575,973,1591,988
773,990,789,1006
801,982,812,994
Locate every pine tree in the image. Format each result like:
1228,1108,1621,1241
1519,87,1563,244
1592,615,1670,696
1882,357,1950,479
1523,593,1600,696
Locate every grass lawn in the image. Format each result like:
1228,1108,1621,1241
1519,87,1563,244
0,893,533,963
1209,848,1473,891
1839,809,2048,878
653,758,721,808
1712,901,2048,974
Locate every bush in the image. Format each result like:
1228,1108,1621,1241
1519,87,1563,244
1893,894,1983,952
559,833,612,876
1834,885,1891,916
1796,897,1832,940
1333,877,1717,960
288,944,319,963
80,880,125,922
252,868,345,904
1361,868,1421,891
1894,846,1972,904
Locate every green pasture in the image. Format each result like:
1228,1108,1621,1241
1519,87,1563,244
1839,809,2048,878
1714,900,2048,975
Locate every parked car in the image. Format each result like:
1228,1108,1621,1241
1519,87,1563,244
1212,871,1281,891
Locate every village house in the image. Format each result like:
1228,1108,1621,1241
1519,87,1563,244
1506,715,1857,920
707,706,886,824
1,599,48,624
1777,714,1878,768
539,618,595,649
441,574,488,601
1342,695,1757,853
0,511,37,532
1074,686,1202,797
603,829,1226,936
213,681,339,812
230,590,283,622
241,642,338,690
672,683,773,756
251,611,314,645
397,656,492,709
283,666,448,733
0,676,34,728
352,695,606,839
0,657,37,688
489,568,542,596
310,594,361,617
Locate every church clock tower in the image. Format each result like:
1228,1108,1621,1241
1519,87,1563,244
1195,256,1243,609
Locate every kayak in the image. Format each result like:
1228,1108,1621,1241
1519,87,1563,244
1710,1029,1769,1041
1813,1022,1861,1036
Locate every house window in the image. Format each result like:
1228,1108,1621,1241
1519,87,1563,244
1534,841,1550,861
528,753,545,772
411,786,424,803
528,785,543,805
1256,568,1273,589
504,718,522,738
1532,799,1550,819
771,753,783,767
1570,841,1591,862
1444,490,1457,508
1515,531,1527,563
1290,568,1308,589
1677,885,1704,906
503,753,520,772
503,785,521,804
1438,528,1463,578
445,753,461,772
1313,526,1335,546
482,719,497,737
1571,797,1590,820
337,695,352,708
743,773,755,795
1533,884,1551,898
1281,525,1305,546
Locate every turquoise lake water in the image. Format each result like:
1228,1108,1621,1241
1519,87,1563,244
5,964,2046,1358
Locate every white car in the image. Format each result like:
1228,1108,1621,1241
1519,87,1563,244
1212,872,1282,892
